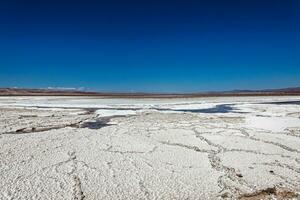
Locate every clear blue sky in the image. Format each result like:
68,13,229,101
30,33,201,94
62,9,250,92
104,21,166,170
1,0,300,92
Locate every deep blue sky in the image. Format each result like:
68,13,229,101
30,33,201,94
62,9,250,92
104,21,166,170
1,0,300,92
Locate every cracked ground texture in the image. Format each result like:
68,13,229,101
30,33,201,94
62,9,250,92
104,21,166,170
0,97,300,200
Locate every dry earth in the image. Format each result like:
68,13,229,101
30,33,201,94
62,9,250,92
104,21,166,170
0,96,300,199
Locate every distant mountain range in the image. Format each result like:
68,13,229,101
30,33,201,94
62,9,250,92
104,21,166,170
0,87,300,97
226,87,300,93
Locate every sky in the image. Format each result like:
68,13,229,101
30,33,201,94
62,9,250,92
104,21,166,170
0,0,300,92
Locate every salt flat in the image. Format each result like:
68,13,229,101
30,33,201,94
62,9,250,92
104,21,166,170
0,96,300,200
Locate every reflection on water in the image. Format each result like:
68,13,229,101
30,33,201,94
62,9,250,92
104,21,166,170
175,104,236,113
156,104,245,114
261,101,300,105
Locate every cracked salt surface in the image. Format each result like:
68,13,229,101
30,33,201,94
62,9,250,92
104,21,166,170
0,96,300,199
246,116,300,132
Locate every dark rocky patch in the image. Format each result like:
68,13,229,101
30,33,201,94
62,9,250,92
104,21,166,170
79,118,112,129
19,115,38,118
238,187,299,200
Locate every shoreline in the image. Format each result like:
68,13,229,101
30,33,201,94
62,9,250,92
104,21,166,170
1,93,300,98
1,87,300,98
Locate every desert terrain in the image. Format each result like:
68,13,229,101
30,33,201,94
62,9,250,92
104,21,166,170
0,96,300,199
